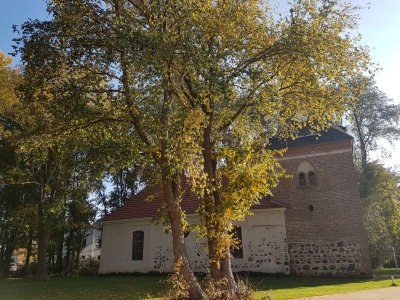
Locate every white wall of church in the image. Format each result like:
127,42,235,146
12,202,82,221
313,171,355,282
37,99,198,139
99,208,288,274
100,221,151,273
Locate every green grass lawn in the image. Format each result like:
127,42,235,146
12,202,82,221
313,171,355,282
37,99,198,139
372,268,400,276
0,269,399,300
251,275,400,299
0,276,168,300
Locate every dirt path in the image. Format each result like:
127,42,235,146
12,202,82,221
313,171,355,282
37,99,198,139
291,286,400,300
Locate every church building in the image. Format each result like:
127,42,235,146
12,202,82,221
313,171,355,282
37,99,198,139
99,125,372,277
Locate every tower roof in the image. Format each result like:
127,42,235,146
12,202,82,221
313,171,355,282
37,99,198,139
268,124,353,150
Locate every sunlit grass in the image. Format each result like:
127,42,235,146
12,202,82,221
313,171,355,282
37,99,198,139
0,269,399,300
252,275,400,299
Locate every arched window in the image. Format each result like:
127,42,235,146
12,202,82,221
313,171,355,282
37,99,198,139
296,160,316,187
132,231,144,260
184,227,190,238
230,226,243,259
299,173,306,187
309,171,316,186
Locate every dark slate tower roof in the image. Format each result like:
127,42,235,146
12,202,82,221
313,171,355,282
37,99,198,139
268,124,353,150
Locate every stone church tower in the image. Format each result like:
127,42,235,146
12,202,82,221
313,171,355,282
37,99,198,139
271,125,372,277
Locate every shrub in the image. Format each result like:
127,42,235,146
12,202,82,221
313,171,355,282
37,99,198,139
78,258,100,276
11,262,38,278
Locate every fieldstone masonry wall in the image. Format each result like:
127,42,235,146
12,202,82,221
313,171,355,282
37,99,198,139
288,241,365,277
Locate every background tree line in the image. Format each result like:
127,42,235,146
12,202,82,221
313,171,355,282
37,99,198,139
346,78,400,268
0,50,148,278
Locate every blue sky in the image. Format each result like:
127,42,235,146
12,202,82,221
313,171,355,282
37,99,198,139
0,0,49,57
1,0,399,167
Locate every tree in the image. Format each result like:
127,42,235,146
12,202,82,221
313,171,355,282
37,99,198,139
1,50,103,279
346,78,400,170
95,166,150,218
357,163,400,267
1,69,98,280
345,78,400,267
0,51,29,278
0,51,20,117
63,193,96,272
1,121,104,279
14,1,371,297
0,156,37,278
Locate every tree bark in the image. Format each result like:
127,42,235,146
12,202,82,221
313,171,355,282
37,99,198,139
25,229,33,266
159,85,204,299
36,183,50,280
36,227,50,280
0,237,15,278
56,233,64,273
65,228,74,271
163,176,205,300
202,119,237,297
116,5,204,294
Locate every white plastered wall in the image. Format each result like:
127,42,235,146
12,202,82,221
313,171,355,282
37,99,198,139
99,221,150,273
232,209,289,274
99,208,288,274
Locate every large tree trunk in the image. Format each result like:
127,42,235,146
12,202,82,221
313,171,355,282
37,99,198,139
202,122,237,297
56,233,64,273
36,227,50,280
0,237,15,278
25,229,33,266
65,228,74,271
118,9,204,294
204,187,237,297
162,175,205,299
36,186,50,280
164,185,204,300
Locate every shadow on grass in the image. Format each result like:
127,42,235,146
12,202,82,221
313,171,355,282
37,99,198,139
373,268,400,276
0,276,170,300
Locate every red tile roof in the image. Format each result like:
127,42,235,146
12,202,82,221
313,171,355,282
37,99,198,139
102,177,284,222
